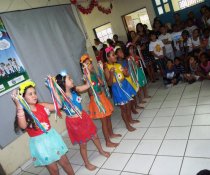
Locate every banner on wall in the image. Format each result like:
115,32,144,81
0,18,29,97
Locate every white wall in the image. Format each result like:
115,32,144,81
79,0,156,44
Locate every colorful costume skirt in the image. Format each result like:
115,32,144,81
89,92,114,119
66,111,97,145
29,128,68,166
112,79,136,106
126,76,139,92
137,67,147,87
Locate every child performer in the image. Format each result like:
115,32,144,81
55,72,110,171
80,54,121,147
127,43,150,100
115,46,141,113
104,46,139,132
12,81,74,175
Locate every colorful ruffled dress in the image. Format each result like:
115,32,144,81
63,91,97,145
89,72,114,119
106,63,136,105
117,58,139,92
27,104,68,166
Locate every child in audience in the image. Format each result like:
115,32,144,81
191,29,201,50
184,56,201,83
171,24,183,57
174,57,185,79
201,28,210,50
159,25,174,60
185,19,197,36
149,31,166,76
163,59,181,87
200,52,210,79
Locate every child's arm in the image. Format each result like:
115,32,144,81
104,66,114,86
75,82,90,93
11,90,27,129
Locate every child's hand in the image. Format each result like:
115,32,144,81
11,90,22,108
110,67,115,75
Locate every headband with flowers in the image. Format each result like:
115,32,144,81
19,80,36,96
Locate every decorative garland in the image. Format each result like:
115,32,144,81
70,0,112,15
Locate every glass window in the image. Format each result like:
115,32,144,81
172,0,204,12
158,6,164,15
164,3,170,12
94,23,113,43
155,0,161,5
162,0,168,3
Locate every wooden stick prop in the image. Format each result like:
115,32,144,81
83,63,106,113
14,94,47,133
97,61,111,98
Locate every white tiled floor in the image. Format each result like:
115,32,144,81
15,80,210,175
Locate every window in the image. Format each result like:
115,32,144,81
122,8,152,32
172,0,204,11
93,23,113,43
154,0,171,15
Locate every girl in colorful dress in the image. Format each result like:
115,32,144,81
104,46,139,132
126,43,150,100
80,54,121,147
115,46,141,114
55,73,110,171
12,81,74,175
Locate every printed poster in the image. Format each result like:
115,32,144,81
0,18,29,96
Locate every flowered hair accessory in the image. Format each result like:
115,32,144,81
105,46,114,53
19,80,36,96
60,70,68,77
80,54,92,64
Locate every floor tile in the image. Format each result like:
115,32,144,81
23,165,44,174
193,114,210,126
196,105,210,114
135,140,162,155
170,115,193,126
149,156,182,175
124,128,147,140
179,98,197,107
143,128,168,140
135,117,153,128
145,102,162,109
161,100,179,108
150,117,172,127
190,126,210,139
124,154,155,174
158,140,187,156
186,140,210,158
197,96,210,105
180,157,210,175
175,106,196,116
70,151,94,165
96,169,121,175
121,172,144,175
140,109,159,118
114,140,139,153
156,108,176,117
165,127,191,139
102,153,131,171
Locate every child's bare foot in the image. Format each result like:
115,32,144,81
110,133,122,138
136,105,142,109
85,163,97,171
144,95,151,98
99,150,110,158
106,141,119,147
141,101,147,103
130,119,140,124
126,125,136,132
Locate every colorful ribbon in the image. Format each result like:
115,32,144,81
46,76,82,118
83,65,106,113
97,61,111,98
128,57,139,90
15,94,47,133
